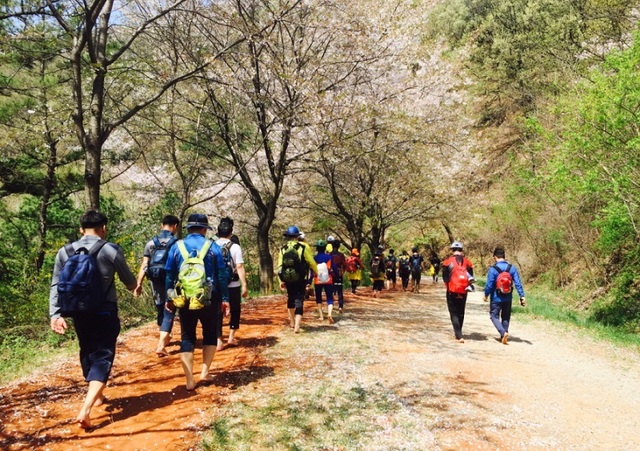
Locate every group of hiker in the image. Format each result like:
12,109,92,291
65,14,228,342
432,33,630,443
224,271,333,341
48,211,526,430
48,210,248,428
276,228,527,345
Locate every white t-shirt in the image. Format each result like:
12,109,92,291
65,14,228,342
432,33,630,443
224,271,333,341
216,237,244,288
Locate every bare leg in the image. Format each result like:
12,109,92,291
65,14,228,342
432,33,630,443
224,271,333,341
327,304,334,323
227,329,236,344
293,314,302,333
199,345,216,381
317,303,324,320
216,337,224,351
156,331,170,356
180,351,196,390
287,308,295,328
76,380,106,429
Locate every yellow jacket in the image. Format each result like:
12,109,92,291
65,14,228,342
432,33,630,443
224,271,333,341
277,239,318,276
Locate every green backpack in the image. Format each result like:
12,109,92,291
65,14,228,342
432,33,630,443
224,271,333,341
175,239,213,309
279,242,306,283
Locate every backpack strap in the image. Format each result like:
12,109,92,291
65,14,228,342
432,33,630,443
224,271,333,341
88,240,108,257
492,263,512,274
152,236,161,248
197,239,213,259
177,240,189,260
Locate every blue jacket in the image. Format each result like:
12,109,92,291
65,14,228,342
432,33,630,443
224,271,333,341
164,233,229,301
484,260,525,302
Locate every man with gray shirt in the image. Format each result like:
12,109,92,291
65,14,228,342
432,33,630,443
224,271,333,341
49,209,137,429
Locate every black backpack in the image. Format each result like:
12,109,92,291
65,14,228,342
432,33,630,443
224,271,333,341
221,241,240,282
410,254,422,272
371,258,383,277
146,235,177,283
57,241,110,317
399,256,411,275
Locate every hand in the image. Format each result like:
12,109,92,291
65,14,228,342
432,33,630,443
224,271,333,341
241,285,248,298
50,317,67,335
279,281,286,291
221,301,230,317
133,284,143,297
483,296,489,303
165,300,176,312
520,297,527,307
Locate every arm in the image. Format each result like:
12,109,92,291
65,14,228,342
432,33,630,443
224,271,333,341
512,267,526,305
134,256,149,297
113,245,138,292
49,248,68,334
303,244,318,274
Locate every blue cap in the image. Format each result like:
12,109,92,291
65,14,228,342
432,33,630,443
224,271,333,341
283,225,300,237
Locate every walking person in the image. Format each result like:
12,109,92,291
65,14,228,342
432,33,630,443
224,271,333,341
49,209,137,429
370,248,385,298
311,239,335,322
165,213,229,390
398,250,411,291
441,241,474,343
345,248,364,294
134,215,180,357
215,217,248,349
384,249,398,290
429,253,441,283
483,246,527,344
329,239,347,313
277,226,317,333
409,247,424,293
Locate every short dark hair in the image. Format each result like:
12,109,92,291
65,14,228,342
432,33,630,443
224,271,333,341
493,247,506,258
80,209,108,229
162,215,180,226
218,217,234,236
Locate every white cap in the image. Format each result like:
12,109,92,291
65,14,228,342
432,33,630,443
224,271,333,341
327,235,335,242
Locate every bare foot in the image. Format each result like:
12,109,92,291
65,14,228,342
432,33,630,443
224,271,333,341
76,411,92,429
93,395,106,407
156,348,168,357
185,375,196,391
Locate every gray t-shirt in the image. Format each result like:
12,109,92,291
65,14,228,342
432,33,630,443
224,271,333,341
49,235,136,318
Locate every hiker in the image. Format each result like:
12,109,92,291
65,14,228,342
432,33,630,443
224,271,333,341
370,248,385,298
277,226,317,333
49,209,137,429
165,213,229,390
384,249,398,290
429,253,441,283
329,239,347,313
134,214,180,357
483,246,527,344
345,248,364,294
409,247,424,293
311,239,335,323
442,241,474,343
215,217,248,350
398,250,411,291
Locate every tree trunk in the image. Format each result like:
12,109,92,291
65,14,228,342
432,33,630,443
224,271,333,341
36,139,59,273
256,221,274,294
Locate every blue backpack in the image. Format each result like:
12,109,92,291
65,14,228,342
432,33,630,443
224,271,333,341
146,235,177,282
57,241,110,317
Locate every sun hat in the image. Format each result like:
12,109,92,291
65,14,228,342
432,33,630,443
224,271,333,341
185,213,212,230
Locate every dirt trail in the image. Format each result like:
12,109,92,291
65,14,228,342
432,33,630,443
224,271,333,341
2,283,640,450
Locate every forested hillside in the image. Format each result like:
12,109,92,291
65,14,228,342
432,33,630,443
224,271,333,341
1,0,639,374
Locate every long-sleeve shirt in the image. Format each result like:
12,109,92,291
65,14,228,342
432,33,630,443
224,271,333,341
49,235,137,318
164,233,229,301
484,259,525,302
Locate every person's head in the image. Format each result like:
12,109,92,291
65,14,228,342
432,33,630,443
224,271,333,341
185,213,212,236
402,250,408,256
80,209,108,238
327,235,335,243
283,225,301,239
377,244,384,251
162,215,180,233
217,216,234,237
298,231,306,242
374,248,383,257
493,246,506,259
316,239,327,251
411,246,418,253
389,249,395,255
351,248,360,256
450,241,463,253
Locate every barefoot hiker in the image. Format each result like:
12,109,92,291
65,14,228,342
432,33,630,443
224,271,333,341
49,210,137,429
164,213,229,390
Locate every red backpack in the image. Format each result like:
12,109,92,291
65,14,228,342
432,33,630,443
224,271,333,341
345,256,359,273
447,259,469,294
494,264,513,294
